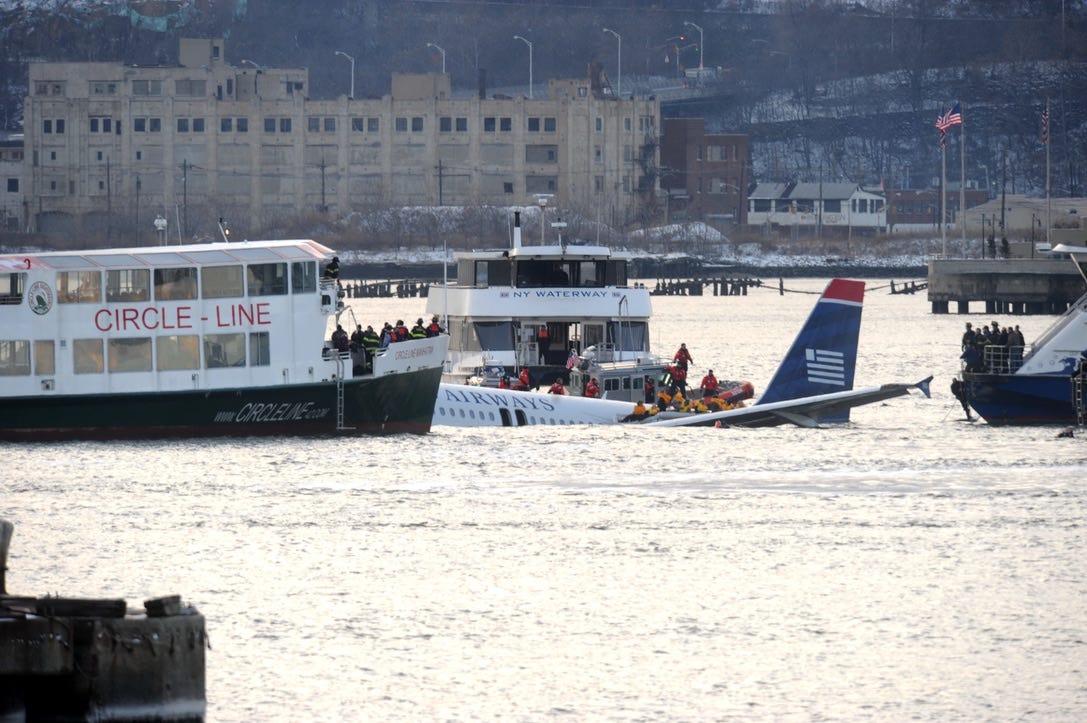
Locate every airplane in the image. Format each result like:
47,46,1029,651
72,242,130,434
430,278,931,428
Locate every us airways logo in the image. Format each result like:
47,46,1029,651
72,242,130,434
805,348,845,386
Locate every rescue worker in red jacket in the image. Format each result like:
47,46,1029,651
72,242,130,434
584,377,601,398
548,380,565,395
426,315,444,337
671,364,688,396
674,343,693,368
518,367,531,391
700,369,720,398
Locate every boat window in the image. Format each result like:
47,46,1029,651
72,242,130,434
249,332,271,366
106,269,150,302
228,247,280,262
0,272,25,305
93,254,142,267
57,271,102,303
45,255,96,269
0,340,30,375
247,263,288,296
578,261,605,287
154,267,197,301
108,337,152,373
204,333,245,368
73,338,104,374
34,340,54,375
291,261,317,293
157,335,200,370
473,321,514,352
183,250,235,263
474,260,488,286
608,321,647,353
201,265,244,298
604,260,628,287
135,252,188,266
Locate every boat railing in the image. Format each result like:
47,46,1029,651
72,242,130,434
979,344,1027,374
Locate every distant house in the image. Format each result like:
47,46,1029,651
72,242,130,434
746,181,886,236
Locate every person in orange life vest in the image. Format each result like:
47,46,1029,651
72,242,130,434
518,367,531,391
498,375,511,389
426,315,444,337
584,377,601,398
394,320,409,342
548,380,565,395
674,343,693,368
536,325,551,362
700,369,720,397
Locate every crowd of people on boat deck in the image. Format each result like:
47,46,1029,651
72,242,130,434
329,314,446,372
959,320,1026,374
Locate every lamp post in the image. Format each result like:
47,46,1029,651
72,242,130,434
683,21,703,70
514,35,533,98
602,28,621,97
333,50,354,99
426,43,446,74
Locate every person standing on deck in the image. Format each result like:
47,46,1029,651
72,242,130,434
410,319,427,339
700,370,720,398
584,377,601,398
674,343,693,368
537,325,551,363
426,315,444,337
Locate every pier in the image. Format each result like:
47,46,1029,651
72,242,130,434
0,520,206,722
340,280,431,299
651,277,763,296
927,258,1084,314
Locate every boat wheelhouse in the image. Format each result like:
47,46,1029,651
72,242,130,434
426,213,660,403
0,239,447,440
962,243,1087,425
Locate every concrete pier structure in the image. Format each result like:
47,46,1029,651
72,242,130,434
0,521,206,722
927,258,1085,314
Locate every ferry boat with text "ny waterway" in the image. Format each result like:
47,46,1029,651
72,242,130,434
0,239,446,440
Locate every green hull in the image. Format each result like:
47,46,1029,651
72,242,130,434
1,366,443,441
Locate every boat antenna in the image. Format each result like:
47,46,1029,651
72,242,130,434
217,217,231,243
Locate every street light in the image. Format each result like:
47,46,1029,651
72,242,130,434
426,43,446,74
683,21,704,70
514,35,533,99
602,28,621,97
334,50,355,99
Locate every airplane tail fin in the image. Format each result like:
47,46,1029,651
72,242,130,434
915,375,933,398
755,279,865,422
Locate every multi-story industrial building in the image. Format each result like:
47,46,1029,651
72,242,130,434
659,118,749,228
22,38,662,239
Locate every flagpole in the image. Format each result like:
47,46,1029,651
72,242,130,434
959,102,966,250
941,135,947,257
1046,97,1052,247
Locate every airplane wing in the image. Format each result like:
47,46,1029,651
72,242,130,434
641,376,932,428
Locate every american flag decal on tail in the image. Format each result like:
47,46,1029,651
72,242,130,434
806,348,846,386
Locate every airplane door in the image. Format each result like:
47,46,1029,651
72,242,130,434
499,408,513,426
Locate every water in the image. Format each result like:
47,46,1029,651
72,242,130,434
4,279,1086,721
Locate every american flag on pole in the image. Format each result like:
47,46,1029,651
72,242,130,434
935,102,963,132
1042,104,1050,145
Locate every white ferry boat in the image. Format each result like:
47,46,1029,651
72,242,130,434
426,211,665,403
0,238,447,440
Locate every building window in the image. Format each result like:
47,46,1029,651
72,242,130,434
500,117,512,132
594,145,602,164
351,117,365,132
237,117,248,133
193,118,204,133
594,175,603,193
484,117,496,132
43,120,52,134
50,151,56,161
440,116,452,133
96,151,103,161
56,119,65,134
544,117,556,132
149,118,161,132
696,144,702,161
624,118,632,132
6,179,17,193
133,118,146,132
456,117,468,132
175,79,206,96
596,117,602,132
411,116,423,132
279,118,291,133
90,118,99,133
368,117,379,132
395,117,407,132
90,81,117,95
308,117,320,132
177,118,190,133
221,117,233,133
324,117,335,132
131,79,162,96
503,182,514,194
623,145,632,162
264,118,276,133
135,150,142,161
528,117,540,132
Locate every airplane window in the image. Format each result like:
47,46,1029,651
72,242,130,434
470,410,476,419
489,412,495,420
459,409,465,417
439,407,445,416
